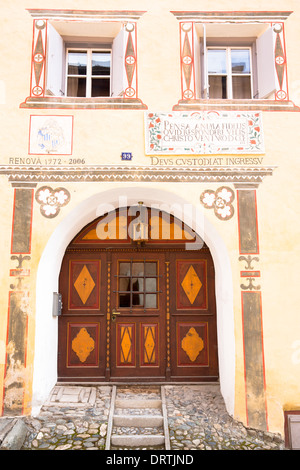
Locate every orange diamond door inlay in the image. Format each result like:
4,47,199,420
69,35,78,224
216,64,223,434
181,327,204,362
72,328,95,363
144,326,156,364
74,265,95,304
120,326,132,363
181,265,202,304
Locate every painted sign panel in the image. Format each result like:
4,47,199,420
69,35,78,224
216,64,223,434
145,111,264,155
29,115,73,155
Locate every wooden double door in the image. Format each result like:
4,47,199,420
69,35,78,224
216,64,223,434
58,248,218,382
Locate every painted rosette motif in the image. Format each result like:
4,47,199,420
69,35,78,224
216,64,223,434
200,186,235,221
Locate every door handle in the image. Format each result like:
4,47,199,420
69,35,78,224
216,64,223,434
111,309,121,321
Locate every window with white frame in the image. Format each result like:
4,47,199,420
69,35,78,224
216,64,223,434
195,22,281,100
207,47,252,99
46,21,127,98
66,48,111,97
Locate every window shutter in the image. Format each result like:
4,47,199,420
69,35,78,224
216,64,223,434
111,28,126,97
193,24,201,99
256,26,276,99
199,24,208,98
46,22,64,96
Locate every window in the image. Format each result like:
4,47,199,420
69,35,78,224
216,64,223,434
117,261,159,309
200,24,277,100
66,49,111,97
173,11,295,111
194,22,283,101
22,10,147,109
207,47,252,99
46,21,127,98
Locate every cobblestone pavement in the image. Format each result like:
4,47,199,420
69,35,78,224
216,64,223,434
21,385,286,451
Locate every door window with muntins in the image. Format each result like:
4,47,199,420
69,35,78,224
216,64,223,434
117,261,159,309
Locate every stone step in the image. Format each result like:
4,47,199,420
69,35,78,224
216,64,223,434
115,398,162,409
113,414,163,427
111,434,165,447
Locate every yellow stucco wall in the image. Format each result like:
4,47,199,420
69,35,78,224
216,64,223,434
0,0,300,438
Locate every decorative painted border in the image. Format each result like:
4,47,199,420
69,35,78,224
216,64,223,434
1,165,275,185
170,11,293,21
2,185,35,416
27,9,147,20
236,187,267,431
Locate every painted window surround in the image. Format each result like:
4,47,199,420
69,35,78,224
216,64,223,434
21,9,299,111
20,9,147,109
172,10,299,112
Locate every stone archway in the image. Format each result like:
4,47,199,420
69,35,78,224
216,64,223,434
32,187,235,416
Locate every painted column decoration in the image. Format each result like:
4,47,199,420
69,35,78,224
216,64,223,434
237,188,267,431
30,20,47,98
272,23,289,101
180,23,196,100
3,185,35,415
123,22,138,99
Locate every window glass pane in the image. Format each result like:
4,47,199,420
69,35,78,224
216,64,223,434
133,293,143,306
67,51,87,75
145,262,157,276
92,52,111,76
91,78,110,97
145,294,157,308
132,263,144,276
145,278,157,292
132,278,144,292
119,263,130,276
207,49,227,74
208,75,227,99
232,75,252,99
67,77,86,97
231,49,250,73
119,277,130,291
119,293,130,307
231,49,250,74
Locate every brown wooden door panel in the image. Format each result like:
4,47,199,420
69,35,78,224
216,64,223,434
58,245,218,382
169,252,218,380
110,252,166,379
58,252,107,381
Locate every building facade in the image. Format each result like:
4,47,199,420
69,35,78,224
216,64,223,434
1,0,300,446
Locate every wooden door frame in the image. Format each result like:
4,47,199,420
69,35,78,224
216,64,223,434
33,188,235,416
58,243,218,383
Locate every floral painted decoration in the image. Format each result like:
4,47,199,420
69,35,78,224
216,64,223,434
35,186,70,218
200,186,235,221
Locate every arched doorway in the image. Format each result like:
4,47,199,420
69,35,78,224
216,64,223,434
57,206,218,382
